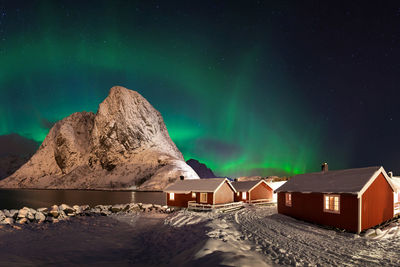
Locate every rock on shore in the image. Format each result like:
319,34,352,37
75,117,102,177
0,86,199,190
0,203,173,225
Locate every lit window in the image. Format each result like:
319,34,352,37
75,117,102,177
169,193,175,201
324,195,340,213
285,193,292,207
242,192,247,200
192,192,196,198
237,192,240,196
200,193,207,203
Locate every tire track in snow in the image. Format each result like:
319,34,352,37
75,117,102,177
233,206,397,266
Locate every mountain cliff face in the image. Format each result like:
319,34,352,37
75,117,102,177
0,134,40,180
0,86,199,190
186,159,217,178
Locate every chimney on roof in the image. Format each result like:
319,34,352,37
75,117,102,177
388,171,393,178
321,163,328,172
180,175,185,181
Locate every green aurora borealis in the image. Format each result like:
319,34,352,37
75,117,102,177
0,1,366,177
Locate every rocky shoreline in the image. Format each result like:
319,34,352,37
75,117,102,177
0,203,174,225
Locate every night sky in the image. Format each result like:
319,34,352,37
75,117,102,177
1,1,399,177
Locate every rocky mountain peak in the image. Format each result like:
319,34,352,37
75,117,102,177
186,159,217,178
91,86,180,171
0,86,199,190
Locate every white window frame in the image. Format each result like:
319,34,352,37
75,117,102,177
285,193,292,207
169,193,175,201
242,192,247,200
200,193,208,203
192,192,196,198
323,194,340,214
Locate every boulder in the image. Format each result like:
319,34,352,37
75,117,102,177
73,205,82,214
49,205,59,218
58,210,67,219
80,205,90,211
141,204,153,210
17,217,28,224
3,210,11,217
128,204,140,212
110,205,124,213
159,205,168,212
17,207,30,219
2,217,13,225
121,204,130,211
0,211,5,222
35,212,46,223
9,210,18,218
91,208,101,214
29,208,37,215
59,204,75,214
26,212,35,221
37,208,48,214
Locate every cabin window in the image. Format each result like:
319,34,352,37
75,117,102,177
237,192,240,196
324,194,340,214
169,193,175,201
285,193,292,207
192,192,196,198
200,193,207,203
242,192,247,200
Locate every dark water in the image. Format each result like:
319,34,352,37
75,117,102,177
0,189,166,210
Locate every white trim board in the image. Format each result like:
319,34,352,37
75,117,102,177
357,167,396,198
248,180,273,192
214,178,237,193
358,197,362,234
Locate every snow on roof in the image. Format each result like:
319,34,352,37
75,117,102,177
231,180,269,192
275,166,386,194
268,181,287,191
164,178,235,193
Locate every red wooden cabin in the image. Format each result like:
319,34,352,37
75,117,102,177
232,180,273,203
276,165,396,233
164,178,236,208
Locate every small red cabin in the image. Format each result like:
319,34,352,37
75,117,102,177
276,166,396,233
164,178,236,208
232,180,273,203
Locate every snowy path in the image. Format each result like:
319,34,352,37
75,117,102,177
166,206,400,266
234,206,400,266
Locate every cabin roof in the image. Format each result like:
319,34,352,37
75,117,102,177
231,180,271,192
275,166,395,196
164,178,236,193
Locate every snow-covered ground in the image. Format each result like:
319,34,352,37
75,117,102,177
166,209,273,266
1,205,399,266
166,205,400,266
